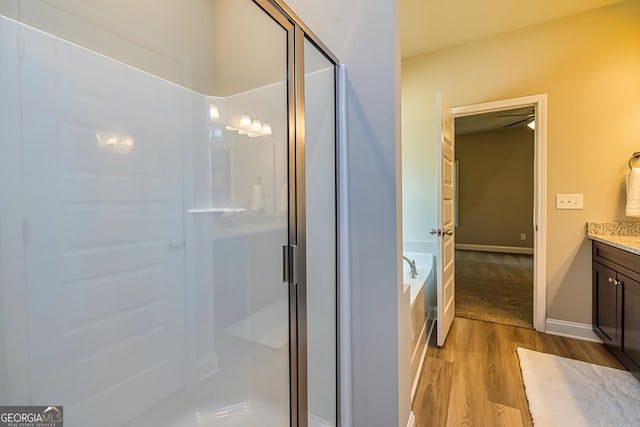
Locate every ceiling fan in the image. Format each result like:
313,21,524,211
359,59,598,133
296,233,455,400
498,110,535,128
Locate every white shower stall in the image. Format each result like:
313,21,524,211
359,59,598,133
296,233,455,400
0,1,338,426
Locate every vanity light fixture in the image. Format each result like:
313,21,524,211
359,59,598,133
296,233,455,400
225,114,271,139
251,119,262,132
240,114,252,128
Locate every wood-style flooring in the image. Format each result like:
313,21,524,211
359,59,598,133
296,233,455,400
456,251,533,329
412,317,625,427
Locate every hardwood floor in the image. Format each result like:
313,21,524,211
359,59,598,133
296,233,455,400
412,317,625,427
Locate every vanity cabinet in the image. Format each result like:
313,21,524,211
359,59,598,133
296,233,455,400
592,241,640,380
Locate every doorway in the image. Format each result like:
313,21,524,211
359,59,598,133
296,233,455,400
453,95,546,331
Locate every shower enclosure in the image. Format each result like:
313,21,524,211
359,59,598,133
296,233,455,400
0,0,338,426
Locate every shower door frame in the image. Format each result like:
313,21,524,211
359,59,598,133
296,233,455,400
253,1,341,426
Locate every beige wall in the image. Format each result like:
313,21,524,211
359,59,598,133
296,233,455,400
402,0,640,324
456,127,534,248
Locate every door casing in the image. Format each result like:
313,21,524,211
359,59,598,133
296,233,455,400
452,94,548,332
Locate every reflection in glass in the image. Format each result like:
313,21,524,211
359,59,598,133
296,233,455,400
0,0,291,426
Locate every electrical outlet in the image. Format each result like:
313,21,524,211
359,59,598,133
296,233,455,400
556,194,584,210
520,233,526,241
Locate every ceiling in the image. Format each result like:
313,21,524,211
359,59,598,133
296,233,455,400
455,106,535,135
400,0,624,58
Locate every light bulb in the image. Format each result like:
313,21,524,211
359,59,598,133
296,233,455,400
262,123,272,136
240,114,251,128
251,119,262,132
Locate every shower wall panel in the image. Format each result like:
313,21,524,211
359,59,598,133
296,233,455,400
0,15,29,406
0,17,210,426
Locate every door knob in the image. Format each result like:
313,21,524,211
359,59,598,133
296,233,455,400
444,229,454,236
429,229,442,236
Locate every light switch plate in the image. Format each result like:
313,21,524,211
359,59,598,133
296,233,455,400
556,193,583,210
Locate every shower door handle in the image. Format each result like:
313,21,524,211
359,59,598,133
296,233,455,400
282,245,297,285
283,245,289,283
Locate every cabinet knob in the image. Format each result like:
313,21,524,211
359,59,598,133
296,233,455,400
608,277,622,286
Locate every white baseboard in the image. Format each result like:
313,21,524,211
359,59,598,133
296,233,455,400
545,318,601,343
455,244,534,255
406,411,416,427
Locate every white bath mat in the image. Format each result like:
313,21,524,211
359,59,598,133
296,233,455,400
225,298,289,350
517,347,640,427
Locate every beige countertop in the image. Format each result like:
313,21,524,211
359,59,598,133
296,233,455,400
586,222,640,256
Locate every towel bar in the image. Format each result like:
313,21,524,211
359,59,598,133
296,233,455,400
629,152,640,169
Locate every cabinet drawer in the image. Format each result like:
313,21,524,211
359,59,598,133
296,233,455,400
593,241,640,280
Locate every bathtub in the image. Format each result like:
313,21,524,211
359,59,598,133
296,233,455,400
403,252,434,305
403,251,436,401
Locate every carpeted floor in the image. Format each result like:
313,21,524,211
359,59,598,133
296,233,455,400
455,250,533,328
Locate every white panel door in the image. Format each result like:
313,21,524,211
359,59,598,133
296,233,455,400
19,24,186,427
436,93,456,347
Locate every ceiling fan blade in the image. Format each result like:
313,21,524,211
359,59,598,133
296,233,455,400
504,118,528,127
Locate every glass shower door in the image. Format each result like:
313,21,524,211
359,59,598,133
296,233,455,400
0,0,293,425
304,37,338,427
205,1,293,425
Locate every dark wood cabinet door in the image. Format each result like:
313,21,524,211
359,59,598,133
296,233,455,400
621,273,640,373
593,261,619,346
